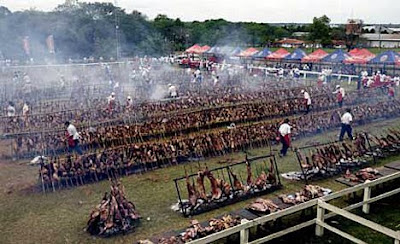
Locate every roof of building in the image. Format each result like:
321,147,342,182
292,32,308,37
276,38,304,44
361,33,400,41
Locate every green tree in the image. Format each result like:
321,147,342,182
308,15,332,48
0,2,304,60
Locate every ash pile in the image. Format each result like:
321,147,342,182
86,180,141,237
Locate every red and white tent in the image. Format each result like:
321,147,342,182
238,48,259,57
200,45,211,53
186,44,211,54
344,48,375,64
301,49,328,63
266,48,290,61
185,44,202,53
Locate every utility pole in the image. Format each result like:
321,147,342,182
114,0,121,60
378,24,382,49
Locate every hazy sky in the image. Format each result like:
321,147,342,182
0,0,397,24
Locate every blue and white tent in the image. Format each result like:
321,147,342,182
321,49,349,63
252,48,272,58
369,50,400,65
205,46,220,54
283,48,306,61
229,47,242,56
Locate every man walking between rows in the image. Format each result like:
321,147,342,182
339,108,353,141
301,89,311,114
333,85,345,108
65,121,83,155
278,118,291,157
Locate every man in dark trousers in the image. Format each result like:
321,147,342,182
278,118,291,157
301,89,311,114
339,108,353,141
65,121,83,155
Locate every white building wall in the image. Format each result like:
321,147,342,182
368,40,400,48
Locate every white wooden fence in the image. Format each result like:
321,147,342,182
244,65,359,83
188,171,400,244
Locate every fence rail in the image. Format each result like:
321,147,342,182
188,171,400,244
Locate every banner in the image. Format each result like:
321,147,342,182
46,35,55,54
23,36,30,55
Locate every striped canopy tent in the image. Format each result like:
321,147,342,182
348,48,360,56
205,46,220,54
283,48,306,61
344,48,376,64
266,48,290,61
200,45,211,53
321,49,350,63
301,49,329,63
252,48,272,58
217,46,235,55
368,50,400,65
185,44,202,53
230,47,243,56
238,48,259,57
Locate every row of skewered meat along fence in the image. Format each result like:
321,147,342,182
140,184,331,244
172,154,282,217
84,129,400,240
36,127,400,195
282,129,400,183
171,129,400,218
34,98,400,192
6,89,395,160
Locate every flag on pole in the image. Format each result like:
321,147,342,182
23,36,30,55
46,35,55,54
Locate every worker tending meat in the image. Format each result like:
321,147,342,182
333,85,345,107
301,89,311,114
278,118,291,157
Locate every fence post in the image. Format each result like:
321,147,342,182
362,182,371,214
240,219,250,244
394,231,400,244
315,200,325,237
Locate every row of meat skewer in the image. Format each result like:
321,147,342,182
10,87,381,158
184,160,278,210
3,85,325,133
35,103,400,190
13,97,400,161
298,129,400,178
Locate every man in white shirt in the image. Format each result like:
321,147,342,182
22,102,29,125
394,76,400,87
333,85,345,107
65,121,83,155
7,102,15,117
194,69,201,82
126,96,134,111
339,108,353,141
22,102,29,115
361,70,368,79
278,68,284,81
294,67,300,80
301,90,311,114
168,84,178,98
107,92,116,113
278,118,291,157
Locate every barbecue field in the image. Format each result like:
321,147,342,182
0,118,399,244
